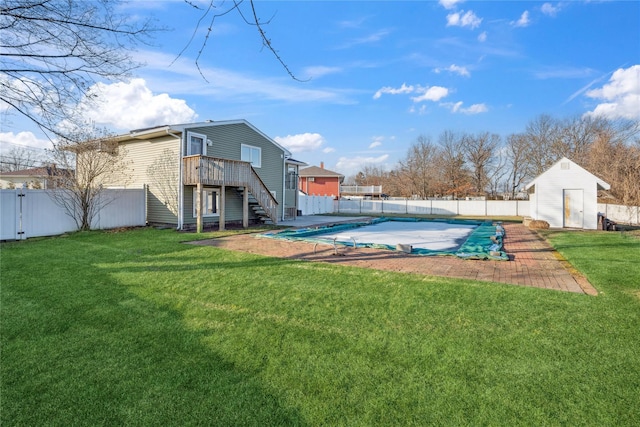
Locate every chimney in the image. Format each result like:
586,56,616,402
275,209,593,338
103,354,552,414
320,162,324,169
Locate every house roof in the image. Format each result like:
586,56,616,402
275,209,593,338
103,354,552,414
119,119,292,157
0,165,72,178
286,158,308,166
525,157,611,191
299,165,344,178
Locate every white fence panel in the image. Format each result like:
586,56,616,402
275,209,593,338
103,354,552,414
1,190,19,240
598,203,639,225
430,200,458,216
298,195,335,215
337,198,362,213
93,190,147,229
23,190,77,238
458,200,486,216
0,189,146,240
379,200,406,214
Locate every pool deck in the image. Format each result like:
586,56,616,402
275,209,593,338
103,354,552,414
190,218,598,295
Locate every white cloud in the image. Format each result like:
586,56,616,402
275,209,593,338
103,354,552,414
541,3,560,17
443,101,488,114
274,133,326,154
512,11,531,27
373,83,414,99
0,131,52,151
435,64,471,77
78,79,197,130
439,0,464,10
412,86,449,102
323,147,336,154
137,50,350,105
335,154,389,175
478,31,487,42
303,66,342,79
369,138,383,149
338,29,393,49
446,10,482,29
585,65,640,120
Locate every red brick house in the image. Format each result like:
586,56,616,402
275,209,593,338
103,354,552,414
298,163,344,198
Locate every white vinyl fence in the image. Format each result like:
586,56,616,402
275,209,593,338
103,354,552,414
298,194,336,215
299,195,639,226
598,203,640,226
337,198,530,217
1,188,146,240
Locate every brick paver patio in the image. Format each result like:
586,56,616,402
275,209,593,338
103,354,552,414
191,222,598,295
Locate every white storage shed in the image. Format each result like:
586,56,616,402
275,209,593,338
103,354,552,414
525,157,610,230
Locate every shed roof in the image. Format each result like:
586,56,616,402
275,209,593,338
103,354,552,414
525,157,610,191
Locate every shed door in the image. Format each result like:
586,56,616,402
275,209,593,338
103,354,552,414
563,189,584,228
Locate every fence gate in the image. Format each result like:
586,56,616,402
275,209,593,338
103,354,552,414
0,189,24,240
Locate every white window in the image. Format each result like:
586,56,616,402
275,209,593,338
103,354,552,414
241,144,261,168
192,188,219,217
187,132,206,156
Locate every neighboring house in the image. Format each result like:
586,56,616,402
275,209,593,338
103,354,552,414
0,165,72,189
111,120,305,231
299,163,344,198
525,157,610,230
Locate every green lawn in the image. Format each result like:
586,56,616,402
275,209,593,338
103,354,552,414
2,227,639,426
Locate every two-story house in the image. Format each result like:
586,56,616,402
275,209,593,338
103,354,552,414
111,120,305,231
298,163,344,199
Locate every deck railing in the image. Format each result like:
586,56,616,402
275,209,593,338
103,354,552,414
340,185,383,195
183,155,278,223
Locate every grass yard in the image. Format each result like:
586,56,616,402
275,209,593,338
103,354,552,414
1,227,639,426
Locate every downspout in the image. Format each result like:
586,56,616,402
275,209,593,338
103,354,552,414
281,154,286,222
167,129,183,230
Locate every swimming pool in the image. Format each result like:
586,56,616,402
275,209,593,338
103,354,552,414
259,217,508,260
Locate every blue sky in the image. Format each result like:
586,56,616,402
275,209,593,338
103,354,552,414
2,0,639,176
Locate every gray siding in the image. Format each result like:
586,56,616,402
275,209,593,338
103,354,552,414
182,186,260,226
186,123,285,208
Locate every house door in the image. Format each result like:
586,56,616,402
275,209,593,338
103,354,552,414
563,189,584,228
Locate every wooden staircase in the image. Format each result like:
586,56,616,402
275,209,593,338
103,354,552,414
238,189,274,224
183,155,279,224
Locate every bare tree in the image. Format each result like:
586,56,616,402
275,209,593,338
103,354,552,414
398,135,438,199
1,0,155,137
462,132,500,195
436,130,471,198
0,145,48,172
503,133,531,199
587,121,640,206
48,127,131,231
179,0,304,81
552,115,604,165
523,114,561,177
